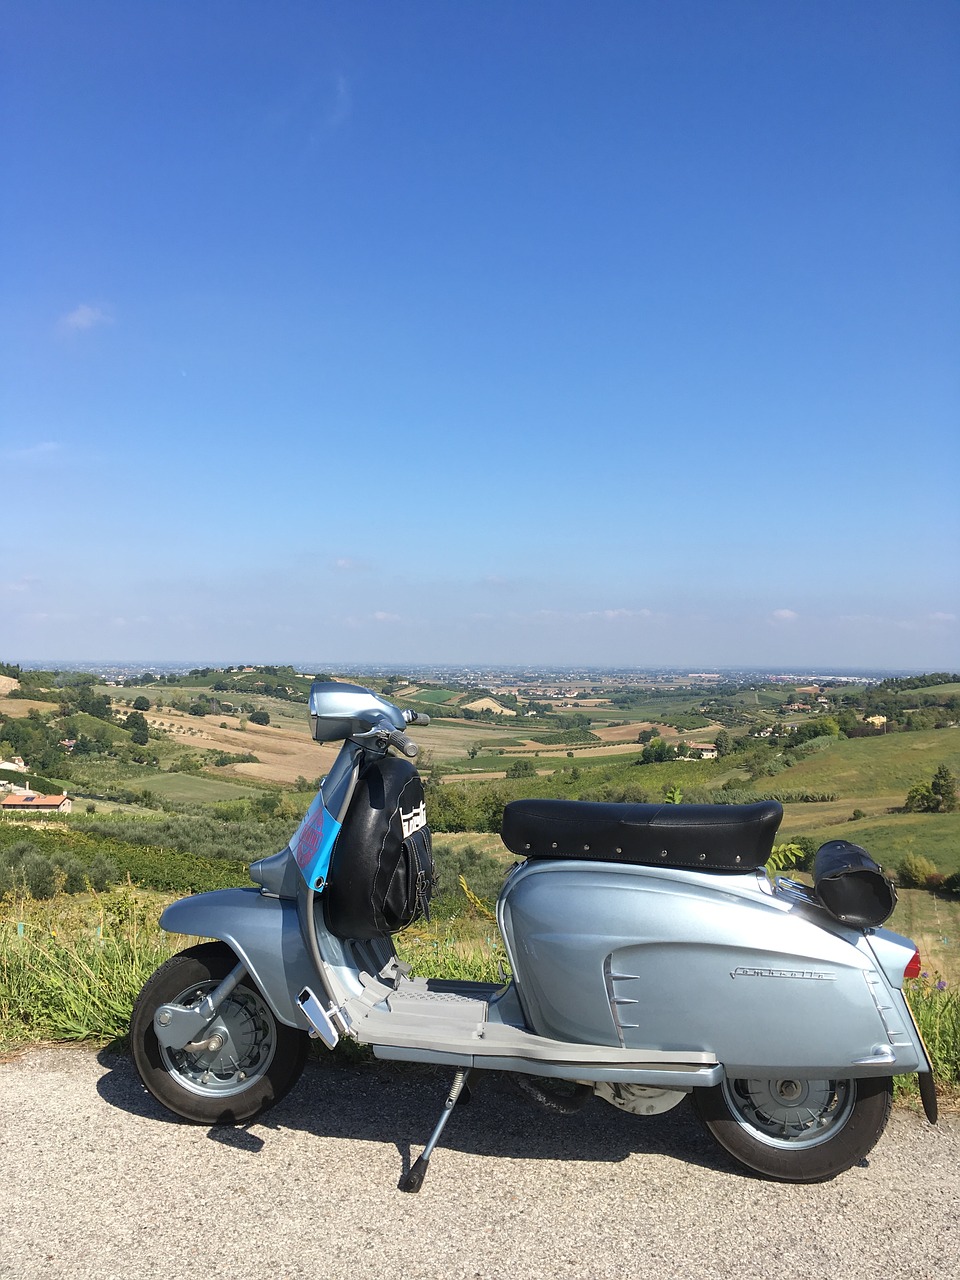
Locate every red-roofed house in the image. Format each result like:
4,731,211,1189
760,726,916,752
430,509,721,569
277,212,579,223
0,792,72,814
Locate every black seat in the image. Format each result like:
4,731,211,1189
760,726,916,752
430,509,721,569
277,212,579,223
501,800,782,872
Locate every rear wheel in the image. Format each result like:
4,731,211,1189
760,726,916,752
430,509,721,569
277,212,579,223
131,943,309,1125
693,1075,892,1182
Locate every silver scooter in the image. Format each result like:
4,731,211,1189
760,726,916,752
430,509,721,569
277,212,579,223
131,681,937,1189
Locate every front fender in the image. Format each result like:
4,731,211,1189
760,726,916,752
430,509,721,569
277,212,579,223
161,888,315,1030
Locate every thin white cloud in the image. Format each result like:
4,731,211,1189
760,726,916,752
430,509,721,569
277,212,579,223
333,557,369,573
58,303,112,333
1,576,38,594
771,609,799,622
373,611,401,623
929,612,956,623
2,441,60,462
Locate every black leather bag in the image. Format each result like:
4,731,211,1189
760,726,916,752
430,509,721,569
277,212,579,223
813,839,897,928
323,755,435,940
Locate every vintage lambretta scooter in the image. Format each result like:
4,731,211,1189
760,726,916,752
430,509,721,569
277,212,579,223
131,681,937,1189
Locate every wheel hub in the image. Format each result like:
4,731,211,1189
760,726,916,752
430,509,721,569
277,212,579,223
158,983,278,1098
722,1076,855,1150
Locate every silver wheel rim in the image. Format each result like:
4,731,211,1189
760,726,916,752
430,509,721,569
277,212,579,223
158,980,277,1098
721,1078,856,1149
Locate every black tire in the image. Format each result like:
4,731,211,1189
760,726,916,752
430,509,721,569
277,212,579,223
693,1075,893,1183
131,942,309,1125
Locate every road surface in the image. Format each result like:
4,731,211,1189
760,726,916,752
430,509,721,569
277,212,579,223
1,1047,957,1279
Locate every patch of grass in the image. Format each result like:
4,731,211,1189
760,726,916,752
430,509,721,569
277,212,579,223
66,711,131,743
763,729,960,799
0,885,180,1049
780,813,960,877
899,975,960,1098
396,921,507,983
115,772,263,803
407,688,463,705
888,888,960,984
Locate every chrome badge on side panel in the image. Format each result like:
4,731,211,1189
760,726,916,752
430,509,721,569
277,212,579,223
730,966,836,981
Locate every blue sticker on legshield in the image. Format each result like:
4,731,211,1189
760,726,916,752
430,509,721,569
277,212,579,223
290,793,341,889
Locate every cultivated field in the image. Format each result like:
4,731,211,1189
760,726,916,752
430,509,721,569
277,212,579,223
0,697,59,718
142,707,341,784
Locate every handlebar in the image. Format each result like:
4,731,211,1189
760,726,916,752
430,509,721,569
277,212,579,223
387,728,419,758
403,709,430,727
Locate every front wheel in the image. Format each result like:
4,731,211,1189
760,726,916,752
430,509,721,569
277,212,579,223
693,1075,892,1182
131,942,309,1125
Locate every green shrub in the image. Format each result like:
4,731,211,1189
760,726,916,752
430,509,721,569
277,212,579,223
0,824,246,895
897,853,940,888
430,842,509,916
23,854,57,899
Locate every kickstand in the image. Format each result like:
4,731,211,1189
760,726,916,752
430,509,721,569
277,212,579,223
399,1068,474,1193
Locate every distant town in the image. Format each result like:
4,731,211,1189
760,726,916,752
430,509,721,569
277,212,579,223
9,660,920,690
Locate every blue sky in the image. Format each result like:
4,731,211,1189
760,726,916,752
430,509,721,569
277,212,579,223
2,1,957,670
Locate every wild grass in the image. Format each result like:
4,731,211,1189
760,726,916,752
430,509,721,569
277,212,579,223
896,974,960,1101
396,917,508,983
0,884,179,1050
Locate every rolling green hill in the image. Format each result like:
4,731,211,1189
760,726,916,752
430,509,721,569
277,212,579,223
748,728,960,798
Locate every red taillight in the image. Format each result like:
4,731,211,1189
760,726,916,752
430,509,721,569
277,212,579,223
904,949,922,980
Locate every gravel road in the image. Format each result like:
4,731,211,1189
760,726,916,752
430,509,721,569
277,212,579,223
1,1047,957,1280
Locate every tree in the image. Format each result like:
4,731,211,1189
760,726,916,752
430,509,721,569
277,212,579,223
767,843,807,875
249,709,270,726
905,766,958,813
639,738,676,765
506,758,536,778
132,696,151,712
714,729,731,758
931,765,958,813
125,711,149,746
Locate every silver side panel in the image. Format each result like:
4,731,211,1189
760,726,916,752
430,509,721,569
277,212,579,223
498,861,925,1077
